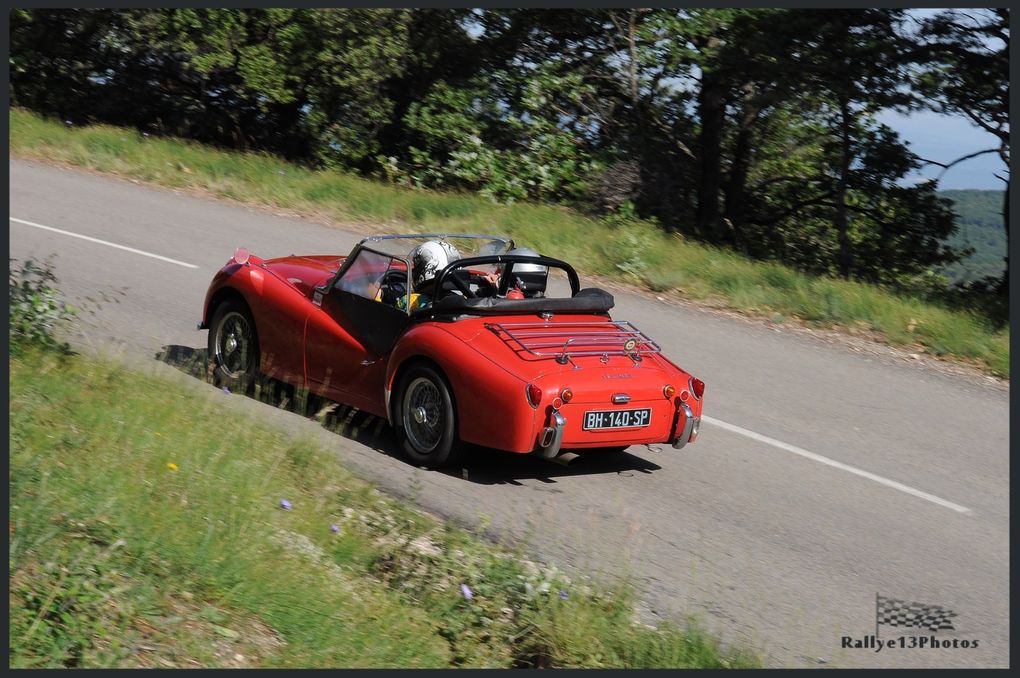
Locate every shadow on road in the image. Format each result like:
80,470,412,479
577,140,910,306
156,344,663,484
447,445,662,486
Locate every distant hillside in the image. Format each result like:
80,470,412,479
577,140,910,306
939,189,1007,284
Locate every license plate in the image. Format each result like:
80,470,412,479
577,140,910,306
582,408,652,430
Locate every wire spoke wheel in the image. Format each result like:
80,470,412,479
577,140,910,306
396,365,462,468
207,300,260,394
402,377,444,453
215,311,255,378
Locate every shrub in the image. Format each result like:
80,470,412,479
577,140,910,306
9,256,76,352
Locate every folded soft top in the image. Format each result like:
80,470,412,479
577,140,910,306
425,287,614,316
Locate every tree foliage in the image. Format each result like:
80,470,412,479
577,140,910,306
9,8,1009,299
915,8,1009,295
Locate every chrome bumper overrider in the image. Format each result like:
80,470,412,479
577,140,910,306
535,401,697,458
673,401,699,449
536,410,566,459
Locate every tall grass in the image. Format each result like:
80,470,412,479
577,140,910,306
9,108,1008,377
9,345,758,668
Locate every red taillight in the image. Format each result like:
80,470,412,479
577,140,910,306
560,388,574,403
526,383,542,408
663,384,676,399
690,377,705,399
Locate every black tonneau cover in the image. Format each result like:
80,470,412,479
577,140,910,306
424,287,614,317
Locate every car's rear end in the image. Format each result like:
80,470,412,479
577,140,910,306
466,315,704,457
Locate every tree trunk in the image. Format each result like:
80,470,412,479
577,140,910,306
724,89,759,252
627,10,638,104
998,176,1009,296
835,97,853,278
697,62,725,243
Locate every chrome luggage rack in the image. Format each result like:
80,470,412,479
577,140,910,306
485,320,661,366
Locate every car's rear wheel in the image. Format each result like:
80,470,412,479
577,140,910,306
208,299,260,394
396,364,462,469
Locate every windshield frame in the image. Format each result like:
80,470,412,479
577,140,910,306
326,234,515,316
357,233,514,259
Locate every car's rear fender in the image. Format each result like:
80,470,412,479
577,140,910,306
387,325,541,453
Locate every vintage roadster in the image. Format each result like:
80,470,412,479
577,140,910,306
198,234,704,467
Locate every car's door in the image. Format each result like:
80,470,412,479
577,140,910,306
304,248,410,411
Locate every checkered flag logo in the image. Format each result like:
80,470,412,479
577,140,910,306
877,595,957,632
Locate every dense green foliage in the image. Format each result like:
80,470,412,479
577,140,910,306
9,257,77,353
939,189,1008,283
9,342,757,668
8,9,1008,301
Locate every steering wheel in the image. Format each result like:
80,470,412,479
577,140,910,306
380,269,408,304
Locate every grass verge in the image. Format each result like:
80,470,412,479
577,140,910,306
9,343,758,668
9,107,1008,378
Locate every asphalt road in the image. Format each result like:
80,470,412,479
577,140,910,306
9,158,1009,668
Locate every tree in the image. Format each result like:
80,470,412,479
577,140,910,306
916,8,1009,294
9,9,124,122
781,10,916,278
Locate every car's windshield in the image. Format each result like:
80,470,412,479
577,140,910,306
359,234,513,260
334,249,404,301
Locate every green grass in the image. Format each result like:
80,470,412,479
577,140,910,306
9,343,758,668
9,107,1008,377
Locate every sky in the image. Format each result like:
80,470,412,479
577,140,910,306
877,8,1006,191
877,109,1007,190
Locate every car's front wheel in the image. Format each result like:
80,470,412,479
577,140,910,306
208,299,260,393
396,364,462,469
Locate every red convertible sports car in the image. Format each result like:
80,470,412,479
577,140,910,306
199,234,704,468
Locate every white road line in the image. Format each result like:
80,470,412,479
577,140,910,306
6,212,974,514
701,415,973,514
10,217,199,269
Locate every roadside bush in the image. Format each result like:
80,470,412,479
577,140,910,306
9,257,77,353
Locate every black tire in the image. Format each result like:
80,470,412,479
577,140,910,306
207,299,260,394
394,364,462,468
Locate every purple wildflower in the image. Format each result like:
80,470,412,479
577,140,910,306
142,132,150,138
559,589,569,600
460,583,473,600
279,498,292,510
330,524,340,534
64,119,73,126
222,386,231,394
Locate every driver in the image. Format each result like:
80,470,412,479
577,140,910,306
398,240,462,312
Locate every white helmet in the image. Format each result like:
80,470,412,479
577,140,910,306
410,240,461,289
505,247,548,296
